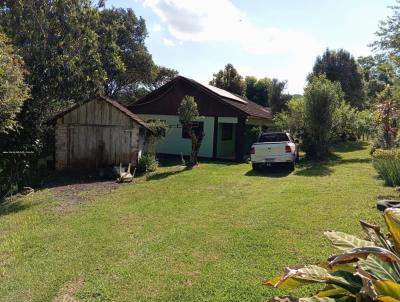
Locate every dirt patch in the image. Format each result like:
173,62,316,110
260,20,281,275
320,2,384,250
44,174,125,211
52,277,84,302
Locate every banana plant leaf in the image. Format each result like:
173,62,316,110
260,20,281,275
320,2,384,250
358,256,400,282
374,280,400,300
324,231,375,251
265,265,361,292
328,247,400,267
384,209,400,253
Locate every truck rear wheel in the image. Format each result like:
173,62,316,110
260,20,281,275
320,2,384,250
252,163,262,171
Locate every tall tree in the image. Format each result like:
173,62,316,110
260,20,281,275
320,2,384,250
0,33,30,134
268,79,289,114
310,49,365,109
358,55,392,105
0,1,177,153
372,1,400,70
303,75,343,159
178,96,204,166
210,64,245,96
0,0,107,144
245,76,271,107
97,7,178,100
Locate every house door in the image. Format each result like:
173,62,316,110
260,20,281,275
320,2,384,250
216,123,236,159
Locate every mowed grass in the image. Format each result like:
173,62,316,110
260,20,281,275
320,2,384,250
0,142,396,301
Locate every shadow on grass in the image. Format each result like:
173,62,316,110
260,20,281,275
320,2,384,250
146,166,190,181
294,161,334,177
332,140,369,153
0,198,31,216
245,166,292,178
294,155,371,177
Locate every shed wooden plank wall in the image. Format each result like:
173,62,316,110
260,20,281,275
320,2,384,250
55,98,141,171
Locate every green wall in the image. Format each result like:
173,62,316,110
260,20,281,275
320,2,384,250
137,114,214,158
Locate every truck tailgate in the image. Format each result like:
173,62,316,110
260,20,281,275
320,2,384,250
253,142,286,157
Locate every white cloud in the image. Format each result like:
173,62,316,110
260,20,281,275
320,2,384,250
143,0,324,93
162,37,176,47
150,23,163,32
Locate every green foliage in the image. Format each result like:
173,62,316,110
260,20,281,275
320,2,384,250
358,55,391,106
373,86,400,149
178,96,200,126
303,75,342,159
178,96,203,165
269,79,290,114
0,32,30,134
210,64,245,96
372,149,400,186
265,209,400,302
136,153,158,174
332,102,358,141
0,1,177,192
373,1,400,69
354,110,378,140
98,8,178,100
145,119,167,154
310,49,365,109
272,97,305,138
245,76,271,106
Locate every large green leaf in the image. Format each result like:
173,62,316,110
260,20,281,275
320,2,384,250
265,265,360,291
328,247,400,267
315,287,350,297
359,256,400,282
374,280,400,300
384,209,400,253
324,231,375,251
270,296,338,302
378,297,400,302
270,295,356,302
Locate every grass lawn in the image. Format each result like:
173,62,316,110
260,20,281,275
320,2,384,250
0,142,396,301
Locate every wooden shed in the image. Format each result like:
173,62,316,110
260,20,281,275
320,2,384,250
51,95,150,171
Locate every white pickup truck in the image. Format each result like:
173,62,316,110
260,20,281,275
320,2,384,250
250,132,297,171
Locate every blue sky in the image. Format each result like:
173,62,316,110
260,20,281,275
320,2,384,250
107,0,393,94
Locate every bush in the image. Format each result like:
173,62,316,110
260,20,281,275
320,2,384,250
372,148,400,186
136,154,158,174
303,75,343,159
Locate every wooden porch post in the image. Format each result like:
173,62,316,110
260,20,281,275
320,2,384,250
235,117,246,162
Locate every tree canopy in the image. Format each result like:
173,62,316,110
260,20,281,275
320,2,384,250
268,79,290,114
244,76,271,107
0,0,177,155
0,33,30,134
310,49,365,109
210,64,245,96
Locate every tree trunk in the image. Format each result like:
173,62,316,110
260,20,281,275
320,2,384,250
188,126,204,166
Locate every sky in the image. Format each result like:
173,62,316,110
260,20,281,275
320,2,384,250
106,0,394,94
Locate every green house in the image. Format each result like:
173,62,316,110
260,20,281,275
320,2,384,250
129,76,272,162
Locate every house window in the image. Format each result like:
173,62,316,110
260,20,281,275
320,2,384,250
221,123,233,141
182,122,204,139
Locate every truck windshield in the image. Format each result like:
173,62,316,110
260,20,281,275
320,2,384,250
258,133,289,142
